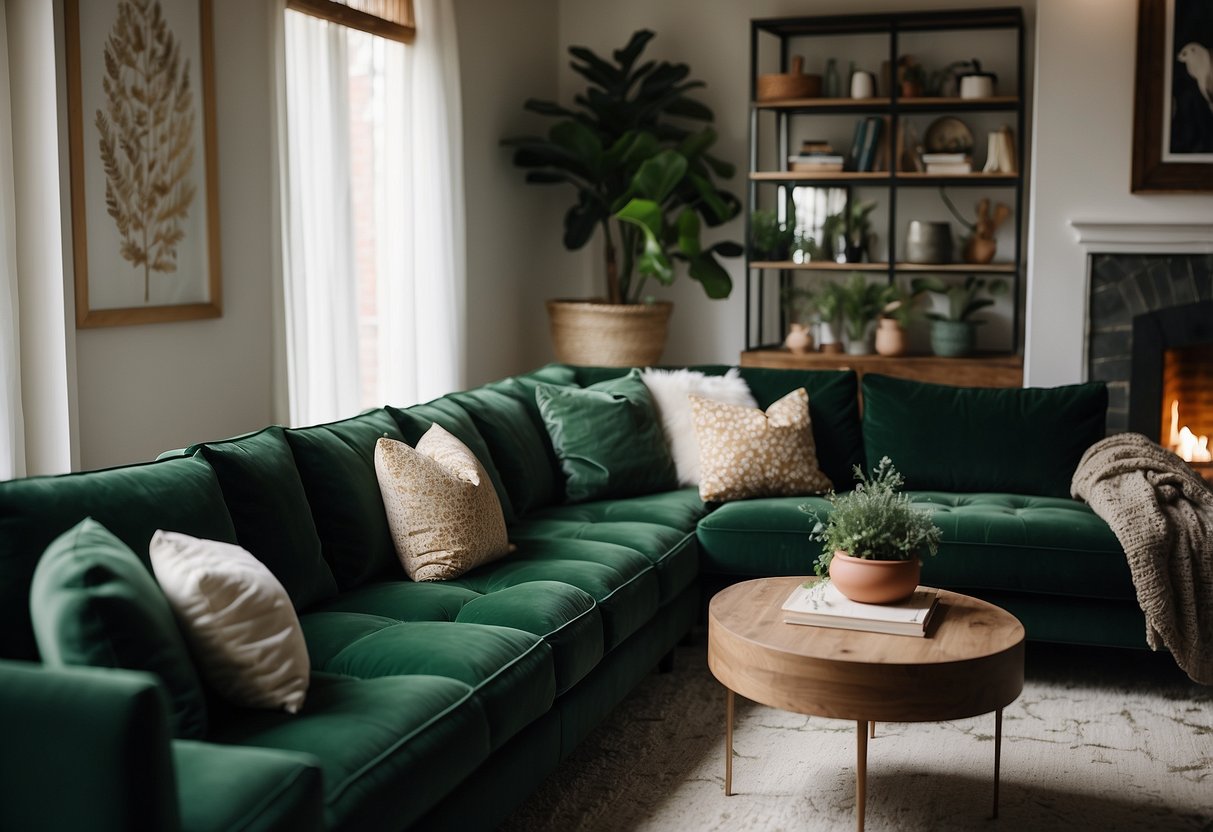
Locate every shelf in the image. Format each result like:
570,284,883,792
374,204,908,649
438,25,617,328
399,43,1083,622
748,261,1018,273
740,349,1024,388
749,171,1018,185
754,95,1018,113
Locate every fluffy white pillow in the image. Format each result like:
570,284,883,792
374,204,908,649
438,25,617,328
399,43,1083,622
375,425,511,581
149,530,310,714
641,368,758,486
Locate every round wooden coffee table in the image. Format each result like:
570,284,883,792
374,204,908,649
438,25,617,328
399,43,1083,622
708,576,1024,831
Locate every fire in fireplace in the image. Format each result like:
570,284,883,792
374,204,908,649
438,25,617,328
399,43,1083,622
1163,345,1213,463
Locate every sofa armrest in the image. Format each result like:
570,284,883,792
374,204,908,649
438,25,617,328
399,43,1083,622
0,659,180,832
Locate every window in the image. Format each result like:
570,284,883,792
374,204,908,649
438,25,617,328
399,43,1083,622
277,0,463,427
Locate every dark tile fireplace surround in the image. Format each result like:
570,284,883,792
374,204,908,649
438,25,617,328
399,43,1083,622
1086,253,1212,438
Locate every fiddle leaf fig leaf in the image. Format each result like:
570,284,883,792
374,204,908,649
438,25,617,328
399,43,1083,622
688,253,733,299
630,150,687,202
676,208,701,257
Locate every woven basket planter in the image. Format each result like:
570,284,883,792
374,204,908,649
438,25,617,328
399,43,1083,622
546,299,673,367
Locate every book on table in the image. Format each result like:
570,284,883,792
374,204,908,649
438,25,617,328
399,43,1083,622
781,581,939,637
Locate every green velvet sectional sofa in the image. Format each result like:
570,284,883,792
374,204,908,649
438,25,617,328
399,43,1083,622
0,364,1136,831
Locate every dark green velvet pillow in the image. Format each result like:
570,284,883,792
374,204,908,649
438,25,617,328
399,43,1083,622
191,427,337,610
285,409,404,590
30,518,208,739
535,368,677,503
861,373,1108,498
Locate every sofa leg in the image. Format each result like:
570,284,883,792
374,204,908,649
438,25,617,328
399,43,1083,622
658,649,675,674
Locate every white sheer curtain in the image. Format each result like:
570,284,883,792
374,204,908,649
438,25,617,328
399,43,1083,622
272,0,465,427
0,1,25,480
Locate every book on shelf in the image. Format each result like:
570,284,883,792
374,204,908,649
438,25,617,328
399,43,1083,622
848,119,868,171
789,154,845,172
921,152,969,164
800,140,834,154
781,580,940,637
872,115,892,171
925,161,973,175
856,117,882,172
982,126,1017,174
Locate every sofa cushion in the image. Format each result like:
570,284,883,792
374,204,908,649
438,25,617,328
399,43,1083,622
192,427,337,610
209,672,491,832
522,486,709,531
0,454,237,661
691,388,832,502
309,581,602,694
173,740,324,832
696,495,828,577
375,430,511,581
30,519,209,739
285,409,403,590
387,398,516,523
449,538,659,651
150,531,310,714
861,374,1108,498
308,618,554,750
909,492,1134,601
536,369,677,503
450,386,560,516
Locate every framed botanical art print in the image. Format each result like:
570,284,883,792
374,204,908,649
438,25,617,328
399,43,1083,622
66,0,221,327
1132,0,1213,192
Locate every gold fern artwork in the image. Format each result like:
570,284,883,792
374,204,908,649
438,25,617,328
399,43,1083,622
95,0,197,303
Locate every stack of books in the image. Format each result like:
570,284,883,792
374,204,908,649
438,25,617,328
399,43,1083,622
781,580,940,637
788,140,844,172
847,117,884,172
922,152,972,175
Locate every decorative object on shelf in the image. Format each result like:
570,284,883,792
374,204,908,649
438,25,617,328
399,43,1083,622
824,58,841,97
905,220,953,264
503,30,740,365
940,190,1012,264
923,116,975,154
850,69,875,99
757,55,821,101
837,271,888,356
802,457,942,604
1131,0,1213,192
897,55,926,98
814,280,845,354
912,274,1008,357
982,126,1017,174
957,58,997,98
924,59,974,97
874,285,922,357
749,209,795,261
784,322,814,354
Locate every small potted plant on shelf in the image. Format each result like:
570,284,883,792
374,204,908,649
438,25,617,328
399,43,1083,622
782,285,816,353
940,190,1012,264
874,284,922,357
911,274,1008,357
814,280,845,354
802,457,943,604
749,209,795,261
899,59,926,98
837,272,889,356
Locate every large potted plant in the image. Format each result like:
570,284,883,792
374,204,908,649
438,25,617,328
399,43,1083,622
804,458,943,604
911,274,1008,357
503,30,741,365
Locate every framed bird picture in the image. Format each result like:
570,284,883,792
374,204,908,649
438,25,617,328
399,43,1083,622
65,0,222,327
1132,0,1213,191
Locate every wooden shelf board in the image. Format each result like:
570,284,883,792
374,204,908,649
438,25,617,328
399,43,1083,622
750,171,889,181
898,95,1019,107
754,97,892,109
750,261,888,271
741,349,1023,388
895,262,1017,273
895,172,1018,180
753,95,1018,110
749,171,1018,183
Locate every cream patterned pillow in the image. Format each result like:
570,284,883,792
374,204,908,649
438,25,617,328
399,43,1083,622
691,388,832,502
149,530,310,714
375,425,510,581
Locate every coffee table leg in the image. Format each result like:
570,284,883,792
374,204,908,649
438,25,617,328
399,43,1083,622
993,707,1003,819
725,688,734,796
856,720,868,832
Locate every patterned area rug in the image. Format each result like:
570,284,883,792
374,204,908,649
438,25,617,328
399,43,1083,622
500,634,1213,831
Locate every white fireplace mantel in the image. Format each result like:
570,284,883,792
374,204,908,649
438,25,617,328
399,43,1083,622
1069,221,1213,253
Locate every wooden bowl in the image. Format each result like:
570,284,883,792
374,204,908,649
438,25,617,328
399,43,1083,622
756,56,821,101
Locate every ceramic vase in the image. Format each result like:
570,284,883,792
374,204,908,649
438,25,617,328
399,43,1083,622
819,321,843,354
783,323,813,354
844,328,873,355
828,552,920,604
929,319,976,357
874,318,907,356
964,236,997,264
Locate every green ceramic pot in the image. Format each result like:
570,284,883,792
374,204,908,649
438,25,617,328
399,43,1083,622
929,319,976,357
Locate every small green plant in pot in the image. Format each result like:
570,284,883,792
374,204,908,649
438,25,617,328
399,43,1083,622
911,274,1008,358
801,458,943,604
836,272,890,356
749,209,795,261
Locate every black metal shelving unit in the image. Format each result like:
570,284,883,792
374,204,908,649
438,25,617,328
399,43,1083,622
745,8,1027,352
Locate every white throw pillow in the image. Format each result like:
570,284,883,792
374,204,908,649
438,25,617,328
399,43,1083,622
375,425,511,581
149,530,310,714
641,368,758,486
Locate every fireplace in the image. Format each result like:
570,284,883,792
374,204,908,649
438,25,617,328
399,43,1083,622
1087,253,1213,476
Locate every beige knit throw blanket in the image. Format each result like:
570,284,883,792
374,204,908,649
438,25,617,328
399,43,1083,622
1071,432,1213,684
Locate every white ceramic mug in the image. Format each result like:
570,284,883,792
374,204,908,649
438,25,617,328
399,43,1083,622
850,71,874,99
959,75,994,99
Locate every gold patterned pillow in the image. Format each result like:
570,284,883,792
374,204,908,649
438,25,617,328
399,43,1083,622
374,426,510,581
690,388,832,502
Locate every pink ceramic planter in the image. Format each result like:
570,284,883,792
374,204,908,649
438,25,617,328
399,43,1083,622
828,551,921,604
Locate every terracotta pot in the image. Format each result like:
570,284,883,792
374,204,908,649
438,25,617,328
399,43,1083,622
828,551,921,604
964,236,998,264
874,318,907,356
783,322,813,354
